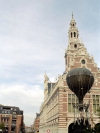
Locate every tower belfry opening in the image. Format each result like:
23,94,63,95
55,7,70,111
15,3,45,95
68,14,79,43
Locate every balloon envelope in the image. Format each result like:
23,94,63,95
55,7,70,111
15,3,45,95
66,68,94,104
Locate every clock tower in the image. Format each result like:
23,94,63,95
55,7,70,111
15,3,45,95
68,13,79,43
65,14,89,72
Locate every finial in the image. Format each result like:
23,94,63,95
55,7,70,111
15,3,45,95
72,12,74,19
44,72,49,81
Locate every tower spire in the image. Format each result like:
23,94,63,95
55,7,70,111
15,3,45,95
44,73,49,82
72,12,74,19
68,14,79,43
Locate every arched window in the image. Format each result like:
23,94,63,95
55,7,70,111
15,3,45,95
74,32,76,37
71,32,72,38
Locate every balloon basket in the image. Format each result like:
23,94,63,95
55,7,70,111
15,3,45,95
73,103,90,123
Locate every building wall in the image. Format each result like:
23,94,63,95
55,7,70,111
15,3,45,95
39,16,100,133
16,115,22,133
33,113,40,133
0,105,24,133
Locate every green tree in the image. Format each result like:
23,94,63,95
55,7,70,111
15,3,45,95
0,122,5,130
94,123,100,133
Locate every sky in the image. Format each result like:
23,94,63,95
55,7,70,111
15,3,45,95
0,0,100,126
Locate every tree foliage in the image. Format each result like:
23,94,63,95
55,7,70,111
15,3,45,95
0,122,5,130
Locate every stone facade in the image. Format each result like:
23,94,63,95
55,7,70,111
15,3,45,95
39,15,100,133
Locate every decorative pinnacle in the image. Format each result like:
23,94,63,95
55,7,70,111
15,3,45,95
44,72,49,81
72,12,74,19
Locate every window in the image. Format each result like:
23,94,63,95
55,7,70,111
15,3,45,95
92,95,100,114
71,32,72,38
13,112,16,115
14,108,16,111
68,103,71,112
74,44,77,48
74,32,76,37
7,111,10,114
68,94,78,113
81,59,85,64
2,110,4,114
5,110,7,114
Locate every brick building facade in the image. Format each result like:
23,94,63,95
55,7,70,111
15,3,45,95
0,105,24,133
33,113,40,133
39,15,100,133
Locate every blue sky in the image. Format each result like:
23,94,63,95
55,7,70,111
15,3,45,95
0,0,100,126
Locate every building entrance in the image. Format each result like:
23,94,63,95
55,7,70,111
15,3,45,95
68,123,74,133
68,119,91,133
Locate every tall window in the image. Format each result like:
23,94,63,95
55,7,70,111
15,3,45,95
74,32,76,37
71,32,72,38
68,94,78,112
92,95,100,114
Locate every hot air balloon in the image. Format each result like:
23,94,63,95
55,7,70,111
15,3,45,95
66,68,94,105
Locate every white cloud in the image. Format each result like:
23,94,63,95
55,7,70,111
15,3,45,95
0,0,99,127
0,84,44,126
